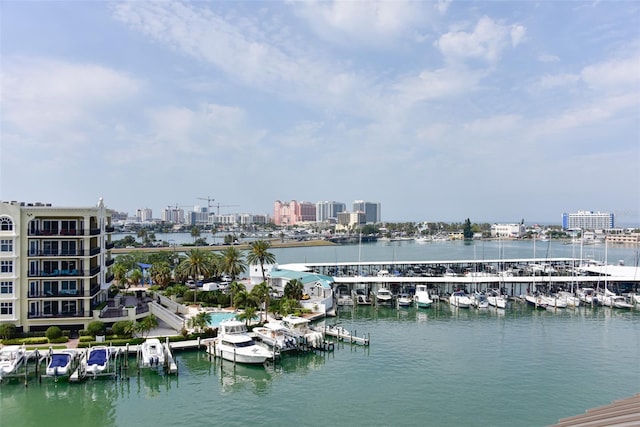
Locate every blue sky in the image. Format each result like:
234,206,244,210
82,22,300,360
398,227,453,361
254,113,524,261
1,1,639,225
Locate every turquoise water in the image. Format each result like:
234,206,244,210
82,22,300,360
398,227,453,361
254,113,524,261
2,241,638,426
206,311,238,326
1,304,639,426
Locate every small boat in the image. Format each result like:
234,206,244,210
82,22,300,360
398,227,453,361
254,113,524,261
543,294,568,309
0,345,26,379
375,288,393,305
206,319,273,365
46,350,76,377
253,322,298,352
354,289,372,305
397,293,413,307
577,287,596,304
279,315,325,349
140,338,166,369
84,346,113,376
470,292,489,309
449,291,471,308
524,294,548,310
486,289,507,309
609,295,634,309
557,291,580,308
414,284,433,308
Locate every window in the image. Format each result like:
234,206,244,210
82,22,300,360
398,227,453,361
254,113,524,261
61,301,76,315
0,302,13,315
0,281,13,295
0,260,13,273
61,280,77,295
0,239,12,252
0,217,13,231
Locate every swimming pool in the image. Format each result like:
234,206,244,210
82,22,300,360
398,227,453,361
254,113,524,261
206,311,238,327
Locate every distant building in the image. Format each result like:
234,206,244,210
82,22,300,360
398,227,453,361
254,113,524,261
491,223,525,238
336,211,366,230
273,200,316,226
352,200,381,223
136,208,153,222
0,199,114,333
316,201,346,223
162,207,185,224
562,211,614,231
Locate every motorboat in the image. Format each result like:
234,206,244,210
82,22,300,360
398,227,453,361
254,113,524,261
397,293,413,307
375,288,393,305
542,294,568,309
577,288,595,305
253,322,298,352
414,284,433,308
45,350,76,377
608,295,634,309
486,289,507,309
279,315,324,349
0,345,26,379
207,319,273,364
524,294,548,310
470,292,489,309
354,289,372,305
557,291,580,308
140,338,166,369
84,346,113,376
449,291,471,308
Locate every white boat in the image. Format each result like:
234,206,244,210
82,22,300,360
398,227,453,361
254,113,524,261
449,291,471,308
354,289,372,305
84,346,113,376
207,319,273,364
470,292,489,309
45,350,75,377
0,345,26,379
610,296,634,309
253,322,298,352
630,293,640,305
543,294,568,309
279,315,325,349
577,287,596,304
397,293,413,307
557,291,580,308
375,288,393,305
414,284,433,308
486,289,507,309
140,338,166,369
524,294,548,310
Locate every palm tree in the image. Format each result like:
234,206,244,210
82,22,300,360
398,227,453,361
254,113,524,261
284,278,304,300
237,306,257,327
190,226,200,244
220,246,246,281
134,314,158,338
234,289,253,309
112,263,128,289
229,282,247,309
188,311,211,333
246,240,276,282
129,269,143,288
149,261,172,288
179,249,212,303
251,281,272,323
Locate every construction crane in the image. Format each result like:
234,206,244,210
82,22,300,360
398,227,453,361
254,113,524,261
197,196,238,215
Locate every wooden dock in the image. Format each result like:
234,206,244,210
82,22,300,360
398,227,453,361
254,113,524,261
549,393,640,427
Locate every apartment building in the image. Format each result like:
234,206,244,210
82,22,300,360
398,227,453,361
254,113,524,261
0,199,114,333
562,211,614,231
273,200,316,226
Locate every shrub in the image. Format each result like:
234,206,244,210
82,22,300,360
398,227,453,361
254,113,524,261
0,323,17,341
112,321,133,338
87,321,106,337
48,336,69,344
45,326,63,341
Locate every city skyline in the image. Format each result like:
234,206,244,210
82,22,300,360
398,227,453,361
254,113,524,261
1,2,638,224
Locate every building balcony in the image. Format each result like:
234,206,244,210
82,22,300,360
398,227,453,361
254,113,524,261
90,246,101,256
89,228,101,236
28,289,90,298
28,269,84,278
105,225,115,233
105,241,115,250
29,229,88,237
28,249,99,257
105,257,115,267
28,311,89,319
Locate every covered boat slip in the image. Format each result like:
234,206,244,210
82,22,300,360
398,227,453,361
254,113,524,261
290,258,640,297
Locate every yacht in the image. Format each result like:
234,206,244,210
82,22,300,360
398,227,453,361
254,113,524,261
253,322,298,352
375,288,393,305
206,319,274,364
414,284,433,308
449,291,472,308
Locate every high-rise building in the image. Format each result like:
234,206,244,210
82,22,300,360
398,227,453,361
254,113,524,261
162,207,185,224
316,201,346,223
273,200,316,226
136,208,153,222
562,211,614,230
0,199,114,333
352,200,381,224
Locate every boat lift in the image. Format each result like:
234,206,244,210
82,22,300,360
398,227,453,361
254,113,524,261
0,344,41,386
69,346,122,382
134,338,178,375
317,324,370,346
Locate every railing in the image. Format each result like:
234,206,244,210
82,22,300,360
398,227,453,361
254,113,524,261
29,229,84,237
28,269,85,277
90,266,101,276
89,228,100,235
28,249,101,257
27,289,88,298
90,285,101,296
105,273,114,283
105,241,115,250
105,225,115,233
99,308,128,318
27,312,88,319
105,257,115,267
90,246,101,256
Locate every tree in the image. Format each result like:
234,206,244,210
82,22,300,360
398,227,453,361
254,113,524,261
251,281,272,323
0,323,17,340
87,321,106,337
220,246,246,281
188,311,211,333
134,314,158,339
112,320,134,338
246,240,276,283
149,261,172,288
237,305,257,327
284,278,304,300
112,263,129,289
129,268,143,287
179,249,212,303
463,218,473,240
229,281,247,309
45,326,63,341
190,226,201,244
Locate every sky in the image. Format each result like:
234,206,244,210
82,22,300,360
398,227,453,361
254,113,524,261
1,1,639,225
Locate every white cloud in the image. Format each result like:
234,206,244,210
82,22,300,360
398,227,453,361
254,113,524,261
538,73,580,89
436,16,525,63
293,1,428,47
581,56,640,91
537,53,559,63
